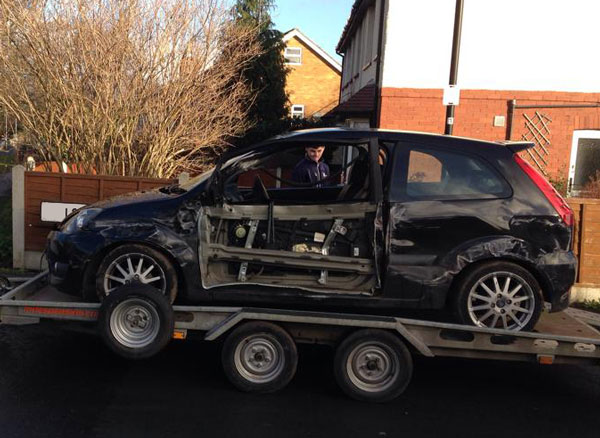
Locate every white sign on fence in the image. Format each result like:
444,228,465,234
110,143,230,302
41,202,86,223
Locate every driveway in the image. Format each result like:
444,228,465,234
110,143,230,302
1,323,599,438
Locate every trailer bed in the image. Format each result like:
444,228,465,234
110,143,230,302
1,272,599,367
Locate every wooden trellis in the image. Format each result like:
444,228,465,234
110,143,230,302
521,111,552,175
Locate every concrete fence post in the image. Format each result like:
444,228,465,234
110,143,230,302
11,165,25,269
178,172,190,185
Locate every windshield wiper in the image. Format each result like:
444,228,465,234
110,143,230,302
159,184,187,194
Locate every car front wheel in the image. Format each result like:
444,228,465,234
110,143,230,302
454,261,543,331
96,244,178,303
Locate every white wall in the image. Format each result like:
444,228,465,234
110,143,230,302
381,0,600,92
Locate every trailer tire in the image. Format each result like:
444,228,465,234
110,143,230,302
99,284,174,360
334,329,412,403
221,322,298,394
0,275,11,294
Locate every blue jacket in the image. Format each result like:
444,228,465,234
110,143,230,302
292,157,330,187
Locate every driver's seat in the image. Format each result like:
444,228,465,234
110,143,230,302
337,153,370,201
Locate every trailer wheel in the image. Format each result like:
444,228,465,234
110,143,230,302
0,275,11,294
99,284,174,359
221,322,298,393
334,329,413,402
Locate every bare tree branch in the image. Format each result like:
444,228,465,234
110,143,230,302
0,0,261,177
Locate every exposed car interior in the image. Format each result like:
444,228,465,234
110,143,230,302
198,142,385,294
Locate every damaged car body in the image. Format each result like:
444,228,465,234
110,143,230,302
47,128,577,331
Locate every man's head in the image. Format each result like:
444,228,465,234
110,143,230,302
305,145,325,163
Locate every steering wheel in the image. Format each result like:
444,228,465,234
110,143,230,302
253,175,271,203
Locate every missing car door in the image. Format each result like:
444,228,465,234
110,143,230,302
197,142,379,295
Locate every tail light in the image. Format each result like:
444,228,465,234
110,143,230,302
514,154,573,226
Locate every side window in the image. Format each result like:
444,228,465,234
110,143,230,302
408,151,442,183
405,148,510,199
221,144,370,204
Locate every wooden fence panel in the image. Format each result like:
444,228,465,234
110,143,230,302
568,198,600,285
24,172,174,251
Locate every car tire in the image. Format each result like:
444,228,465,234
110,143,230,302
96,244,177,303
98,284,174,359
221,322,298,394
0,275,11,294
334,329,413,403
454,261,543,331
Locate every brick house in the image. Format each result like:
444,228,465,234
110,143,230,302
283,28,342,119
331,0,600,192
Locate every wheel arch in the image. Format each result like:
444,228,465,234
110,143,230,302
445,256,552,309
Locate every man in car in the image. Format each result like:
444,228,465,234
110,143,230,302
292,145,330,187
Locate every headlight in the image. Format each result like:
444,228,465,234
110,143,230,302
62,208,102,233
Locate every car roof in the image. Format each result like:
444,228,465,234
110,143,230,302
267,127,508,150
221,128,527,162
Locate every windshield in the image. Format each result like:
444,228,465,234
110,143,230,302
178,168,214,191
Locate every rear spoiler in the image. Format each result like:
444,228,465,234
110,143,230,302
496,141,535,153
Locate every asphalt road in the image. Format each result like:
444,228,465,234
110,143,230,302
1,323,599,438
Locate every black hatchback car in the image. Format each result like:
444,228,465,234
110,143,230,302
47,128,576,331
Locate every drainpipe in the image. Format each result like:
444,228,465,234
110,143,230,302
506,99,517,140
336,53,344,106
373,0,387,128
444,0,464,135
335,52,345,125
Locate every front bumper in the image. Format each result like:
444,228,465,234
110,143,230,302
46,230,105,296
537,251,577,312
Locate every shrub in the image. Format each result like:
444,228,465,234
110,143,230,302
549,175,568,197
0,0,261,178
580,170,600,198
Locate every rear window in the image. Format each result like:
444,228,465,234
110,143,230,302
403,148,511,200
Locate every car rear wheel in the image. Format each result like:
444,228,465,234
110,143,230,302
96,244,178,303
454,261,543,331
334,329,413,402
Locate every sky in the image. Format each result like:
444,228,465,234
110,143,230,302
272,0,355,62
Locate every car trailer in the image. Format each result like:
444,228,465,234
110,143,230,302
2,272,600,402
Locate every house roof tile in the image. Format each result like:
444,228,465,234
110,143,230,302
327,84,375,116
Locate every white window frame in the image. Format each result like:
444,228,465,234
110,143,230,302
284,47,302,65
568,129,600,195
291,104,305,118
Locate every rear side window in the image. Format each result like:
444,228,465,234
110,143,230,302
402,148,511,200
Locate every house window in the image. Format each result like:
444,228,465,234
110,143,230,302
291,104,305,118
284,47,302,65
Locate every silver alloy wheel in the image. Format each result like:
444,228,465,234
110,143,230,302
103,253,166,296
233,334,285,383
109,298,160,348
467,271,536,330
346,341,399,393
